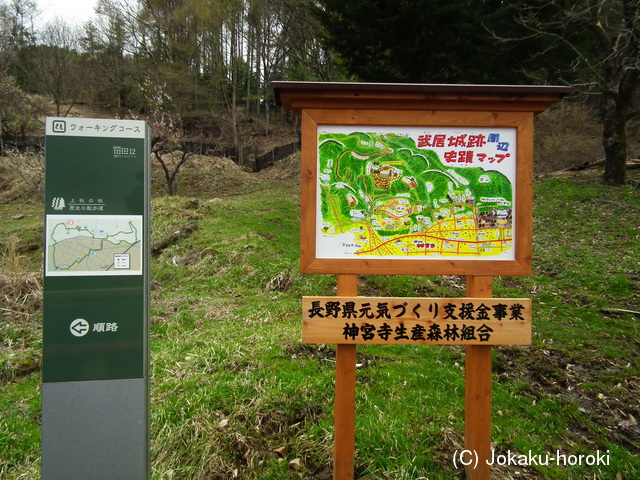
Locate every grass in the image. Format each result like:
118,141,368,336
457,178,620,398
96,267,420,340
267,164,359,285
1,152,639,479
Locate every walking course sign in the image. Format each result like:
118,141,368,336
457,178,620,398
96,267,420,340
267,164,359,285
42,117,151,480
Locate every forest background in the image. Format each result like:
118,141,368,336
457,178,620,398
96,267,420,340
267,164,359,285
1,0,639,186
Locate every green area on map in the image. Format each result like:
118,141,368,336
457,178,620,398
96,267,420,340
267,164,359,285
318,132,513,257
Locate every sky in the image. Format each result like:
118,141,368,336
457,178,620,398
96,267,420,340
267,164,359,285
36,0,98,26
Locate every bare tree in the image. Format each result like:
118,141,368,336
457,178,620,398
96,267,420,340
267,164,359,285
82,0,136,116
138,79,197,196
31,20,86,116
1,0,37,54
516,0,639,186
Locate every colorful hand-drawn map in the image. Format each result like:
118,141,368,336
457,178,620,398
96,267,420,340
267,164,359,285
316,126,517,260
45,215,143,276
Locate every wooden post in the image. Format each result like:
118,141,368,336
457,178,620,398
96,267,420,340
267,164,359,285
334,274,358,480
465,275,493,479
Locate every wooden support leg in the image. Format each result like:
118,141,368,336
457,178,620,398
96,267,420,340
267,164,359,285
334,274,358,480
465,275,493,480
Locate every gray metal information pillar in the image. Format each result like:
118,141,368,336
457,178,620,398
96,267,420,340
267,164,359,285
42,118,151,479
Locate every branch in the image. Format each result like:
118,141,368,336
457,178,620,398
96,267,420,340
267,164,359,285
514,4,611,90
512,0,640,99
151,221,198,256
587,0,613,51
153,150,171,184
628,109,640,119
167,150,196,187
553,158,640,174
600,307,640,316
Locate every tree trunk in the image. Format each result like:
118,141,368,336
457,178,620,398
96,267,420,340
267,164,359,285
601,95,628,186
596,3,640,187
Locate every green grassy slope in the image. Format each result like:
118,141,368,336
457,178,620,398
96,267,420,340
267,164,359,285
1,154,638,479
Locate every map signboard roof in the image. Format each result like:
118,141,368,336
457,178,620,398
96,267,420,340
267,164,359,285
273,81,573,114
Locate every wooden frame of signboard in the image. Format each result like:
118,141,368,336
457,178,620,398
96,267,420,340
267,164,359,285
272,82,571,480
301,109,531,276
274,82,571,277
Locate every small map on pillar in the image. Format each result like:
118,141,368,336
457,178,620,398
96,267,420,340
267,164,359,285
45,215,143,276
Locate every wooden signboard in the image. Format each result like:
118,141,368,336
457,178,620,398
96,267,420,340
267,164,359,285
303,111,530,276
272,82,571,480
274,82,570,277
302,297,531,345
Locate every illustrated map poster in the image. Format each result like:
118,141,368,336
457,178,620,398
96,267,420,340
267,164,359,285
316,126,517,261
